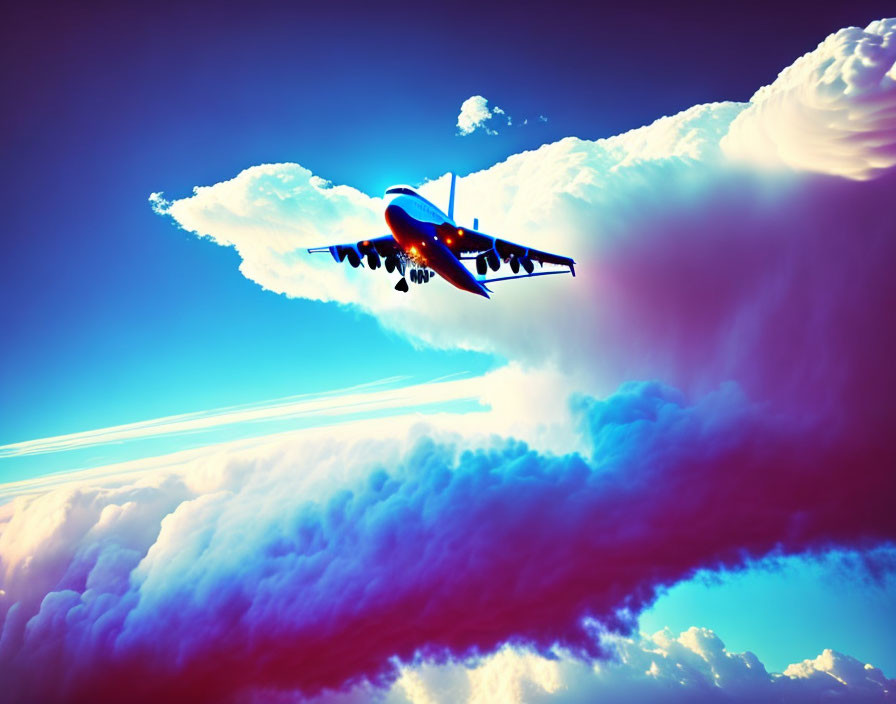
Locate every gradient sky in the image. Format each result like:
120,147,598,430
3,0,893,446
2,0,894,690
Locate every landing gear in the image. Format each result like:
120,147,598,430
396,266,434,293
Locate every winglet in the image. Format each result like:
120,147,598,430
307,245,341,263
447,172,456,222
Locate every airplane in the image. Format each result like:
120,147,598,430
307,173,575,298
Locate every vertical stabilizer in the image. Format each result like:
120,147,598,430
447,172,456,222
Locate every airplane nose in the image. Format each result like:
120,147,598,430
385,203,403,229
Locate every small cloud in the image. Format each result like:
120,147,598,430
457,95,505,136
148,192,171,215
456,97,546,135
493,105,513,126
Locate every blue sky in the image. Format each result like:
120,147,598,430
4,0,893,447
2,0,894,688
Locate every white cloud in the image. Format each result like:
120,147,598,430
722,18,896,179
457,95,504,135
349,628,895,704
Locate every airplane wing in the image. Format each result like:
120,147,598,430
307,235,402,271
436,223,576,278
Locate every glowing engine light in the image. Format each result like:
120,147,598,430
457,229,463,235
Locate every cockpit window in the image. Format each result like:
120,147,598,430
385,187,418,197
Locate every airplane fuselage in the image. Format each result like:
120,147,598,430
384,193,490,298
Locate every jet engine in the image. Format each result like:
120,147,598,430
476,254,488,275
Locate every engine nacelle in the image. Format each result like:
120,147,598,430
476,254,488,275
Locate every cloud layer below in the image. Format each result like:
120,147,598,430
373,627,895,704
1,376,894,702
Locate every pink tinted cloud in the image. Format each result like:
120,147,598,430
2,371,894,702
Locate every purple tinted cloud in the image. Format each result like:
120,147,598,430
2,372,894,702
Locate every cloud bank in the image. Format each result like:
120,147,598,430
3,17,895,704
722,18,896,179
2,377,894,702
375,628,894,704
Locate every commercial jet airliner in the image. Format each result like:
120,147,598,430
308,174,575,298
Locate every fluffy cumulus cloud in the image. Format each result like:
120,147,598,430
1,377,894,702
3,17,896,704
722,18,896,179
371,628,894,703
456,95,508,135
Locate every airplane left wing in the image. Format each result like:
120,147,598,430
307,235,402,271
436,223,576,278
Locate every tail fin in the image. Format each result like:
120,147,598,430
447,172,456,222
